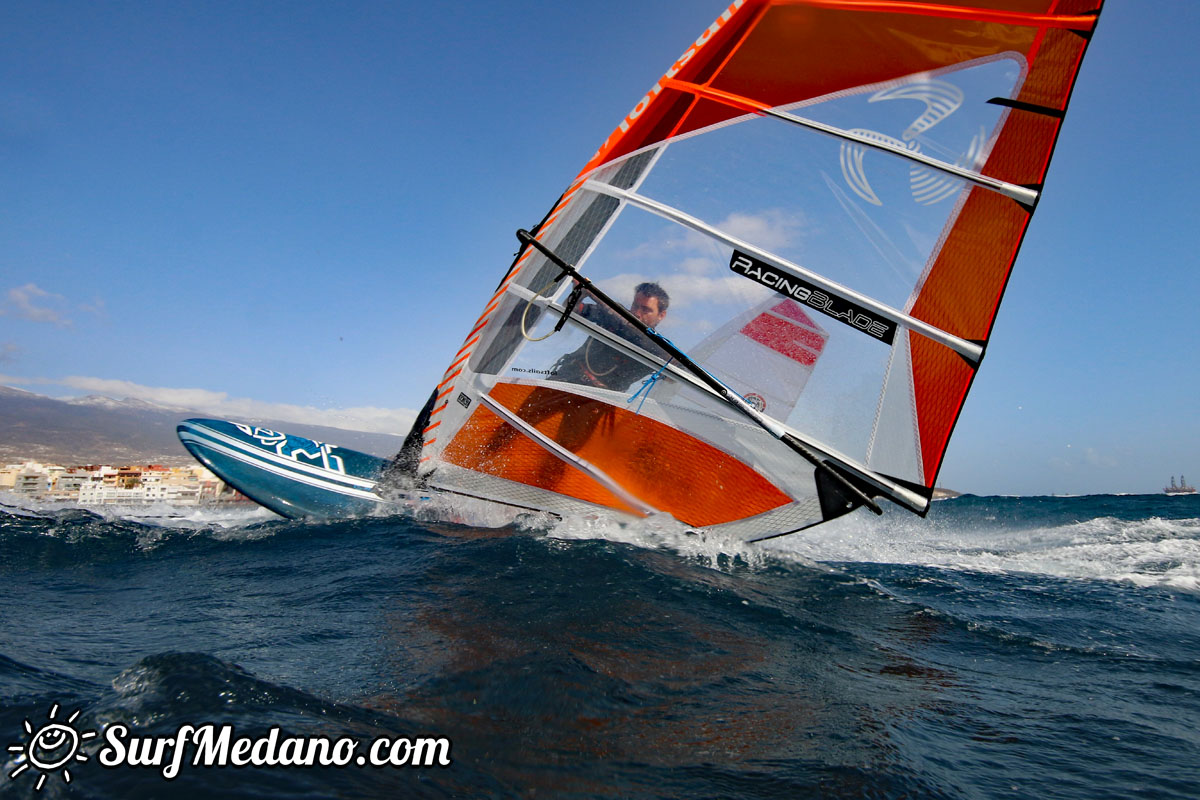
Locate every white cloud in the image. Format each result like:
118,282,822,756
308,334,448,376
678,256,717,276
0,374,417,435
59,376,230,408
1,283,72,327
603,208,807,309
77,296,108,320
715,209,806,252
597,272,769,313
616,208,806,266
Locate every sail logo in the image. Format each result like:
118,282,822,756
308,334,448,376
729,252,895,345
234,424,347,474
743,393,767,413
840,79,984,206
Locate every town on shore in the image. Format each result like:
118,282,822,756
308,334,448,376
1,460,249,506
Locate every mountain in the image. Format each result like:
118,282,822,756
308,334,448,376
0,386,405,466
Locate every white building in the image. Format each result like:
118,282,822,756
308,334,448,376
3,460,233,506
7,462,64,497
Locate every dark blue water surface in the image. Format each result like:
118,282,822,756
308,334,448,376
2,494,1198,798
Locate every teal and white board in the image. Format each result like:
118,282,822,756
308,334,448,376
177,418,394,519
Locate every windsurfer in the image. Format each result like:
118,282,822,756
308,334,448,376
550,282,669,392
383,284,669,488
434,283,671,492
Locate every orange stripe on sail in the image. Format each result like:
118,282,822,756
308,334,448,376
661,79,768,114
784,0,1096,30
469,316,493,337
437,369,462,389
453,336,481,360
462,318,489,343
423,420,442,434
472,297,504,326
446,351,473,373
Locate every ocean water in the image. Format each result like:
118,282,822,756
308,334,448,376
2,493,1198,798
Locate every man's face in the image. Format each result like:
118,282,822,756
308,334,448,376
631,293,666,328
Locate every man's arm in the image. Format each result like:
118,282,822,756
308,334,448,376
576,297,623,333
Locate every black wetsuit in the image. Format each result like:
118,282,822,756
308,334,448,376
549,303,653,392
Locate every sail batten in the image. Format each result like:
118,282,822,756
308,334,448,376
476,393,657,516
486,279,933,517
582,180,985,363
661,78,1039,207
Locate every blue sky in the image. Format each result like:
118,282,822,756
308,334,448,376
0,1,1194,496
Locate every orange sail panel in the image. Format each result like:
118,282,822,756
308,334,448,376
582,1,1095,177
441,383,791,527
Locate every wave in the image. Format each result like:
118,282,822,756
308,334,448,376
7,491,1200,591
520,494,1200,591
2,492,279,528
768,501,1200,591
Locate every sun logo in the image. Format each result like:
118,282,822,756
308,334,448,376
6,704,97,791
839,79,985,207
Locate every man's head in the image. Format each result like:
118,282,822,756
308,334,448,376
631,282,669,328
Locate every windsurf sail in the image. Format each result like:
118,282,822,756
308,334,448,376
404,0,1104,541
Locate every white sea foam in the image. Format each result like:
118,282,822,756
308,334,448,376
21,486,1195,591
766,508,1200,591
1,490,282,529
94,503,280,530
536,510,827,573
514,498,1200,590
404,492,541,530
